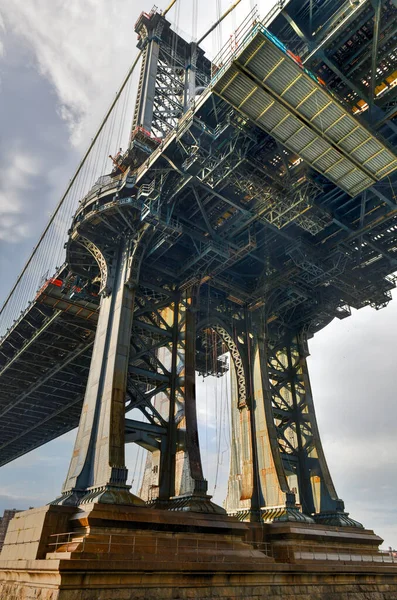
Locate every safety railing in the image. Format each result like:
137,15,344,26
262,0,287,28
210,6,260,82
293,547,397,564
137,180,157,200
47,531,397,565
48,532,273,563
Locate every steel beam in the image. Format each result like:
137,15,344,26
370,0,382,118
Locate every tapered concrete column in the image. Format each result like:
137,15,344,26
52,237,145,506
224,361,256,516
223,313,319,523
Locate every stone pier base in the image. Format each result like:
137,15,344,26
2,563,397,600
1,504,397,600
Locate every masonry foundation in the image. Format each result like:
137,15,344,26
1,504,397,600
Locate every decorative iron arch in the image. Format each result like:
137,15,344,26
196,317,247,409
77,236,109,295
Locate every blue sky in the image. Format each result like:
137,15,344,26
0,0,396,549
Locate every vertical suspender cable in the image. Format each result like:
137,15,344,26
197,0,242,45
217,0,222,53
0,50,143,321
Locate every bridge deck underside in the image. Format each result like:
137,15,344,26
0,281,97,466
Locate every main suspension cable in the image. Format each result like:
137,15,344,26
162,0,178,17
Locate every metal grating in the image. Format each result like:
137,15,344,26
212,24,397,197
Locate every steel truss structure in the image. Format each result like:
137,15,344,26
132,9,211,138
1,0,397,526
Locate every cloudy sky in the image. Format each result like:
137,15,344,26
0,0,396,550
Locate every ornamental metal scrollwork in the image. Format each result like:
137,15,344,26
212,324,247,409
78,237,109,295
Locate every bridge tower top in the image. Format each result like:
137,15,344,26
131,7,211,139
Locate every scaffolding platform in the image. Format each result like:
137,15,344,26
212,22,397,197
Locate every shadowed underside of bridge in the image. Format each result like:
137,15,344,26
0,0,397,474
0,277,97,465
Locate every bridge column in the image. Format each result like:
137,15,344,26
221,310,304,523
52,235,147,506
222,309,362,526
132,12,188,139
254,330,362,527
156,288,212,505
132,289,225,513
132,11,210,139
203,322,259,520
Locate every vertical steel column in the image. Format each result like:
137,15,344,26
370,0,382,121
224,362,247,514
243,308,262,519
251,328,310,523
184,43,197,111
132,24,161,134
259,332,362,527
285,339,315,515
157,295,180,500
183,288,208,495
132,12,189,139
141,290,224,512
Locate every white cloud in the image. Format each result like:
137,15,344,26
0,193,19,214
0,0,275,148
0,148,43,241
0,11,5,57
1,0,137,147
0,216,29,241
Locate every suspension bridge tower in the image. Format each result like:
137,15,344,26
1,1,397,599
